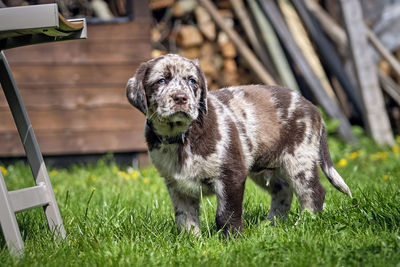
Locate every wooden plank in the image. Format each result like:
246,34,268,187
247,0,299,91
0,129,147,156
0,86,130,110
0,107,145,133
304,0,348,55
258,0,356,142
303,0,361,110
323,0,343,25
6,64,138,86
357,0,387,25
340,0,394,145
150,0,174,10
134,0,151,19
378,70,400,106
199,0,276,85
278,0,336,100
374,8,400,54
291,0,363,119
366,26,400,80
85,21,151,40
305,0,400,110
4,40,150,64
331,77,352,118
230,0,277,76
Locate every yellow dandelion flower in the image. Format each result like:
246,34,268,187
349,151,359,159
130,170,139,180
143,177,150,184
370,153,380,161
337,158,348,167
382,175,389,181
379,152,388,160
393,145,399,155
0,166,8,176
50,170,58,177
91,175,98,182
118,171,130,180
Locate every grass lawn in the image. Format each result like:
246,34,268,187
1,132,400,266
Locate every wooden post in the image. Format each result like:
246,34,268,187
247,0,299,91
378,70,400,107
305,0,400,116
304,0,348,55
198,0,276,85
278,0,335,99
230,0,276,76
303,0,360,100
366,26,400,80
291,0,363,119
258,0,356,142
340,0,394,145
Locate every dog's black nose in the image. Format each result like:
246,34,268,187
172,93,188,105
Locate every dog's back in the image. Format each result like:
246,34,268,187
210,85,322,170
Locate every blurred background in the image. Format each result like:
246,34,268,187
1,0,400,166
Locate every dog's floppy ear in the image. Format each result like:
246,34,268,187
126,62,148,115
193,59,208,115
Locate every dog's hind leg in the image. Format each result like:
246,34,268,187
285,161,326,214
266,174,293,223
250,170,293,224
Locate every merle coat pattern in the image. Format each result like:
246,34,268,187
126,54,352,235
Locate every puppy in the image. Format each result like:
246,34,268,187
126,54,352,235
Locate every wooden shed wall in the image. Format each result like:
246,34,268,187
0,5,151,157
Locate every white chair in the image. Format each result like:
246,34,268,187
0,4,86,256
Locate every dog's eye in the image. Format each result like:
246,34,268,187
188,78,197,85
157,78,166,85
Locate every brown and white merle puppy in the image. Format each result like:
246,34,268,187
126,54,352,235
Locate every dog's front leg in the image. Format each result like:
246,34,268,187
166,184,200,235
215,171,246,235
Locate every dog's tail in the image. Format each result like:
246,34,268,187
319,126,352,198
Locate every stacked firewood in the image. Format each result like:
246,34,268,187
151,0,400,145
151,0,257,90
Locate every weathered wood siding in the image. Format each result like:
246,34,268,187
0,8,151,156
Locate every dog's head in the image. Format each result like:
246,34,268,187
126,54,208,137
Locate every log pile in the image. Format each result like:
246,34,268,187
150,0,400,144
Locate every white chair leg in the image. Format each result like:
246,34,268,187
0,51,65,239
0,170,24,256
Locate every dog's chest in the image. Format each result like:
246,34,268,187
149,144,220,195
